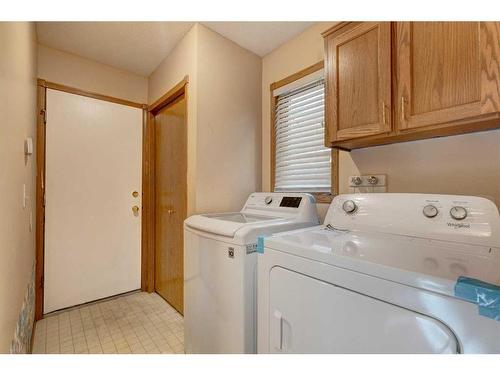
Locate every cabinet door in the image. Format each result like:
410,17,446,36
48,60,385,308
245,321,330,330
396,22,500,130
325,22,392,143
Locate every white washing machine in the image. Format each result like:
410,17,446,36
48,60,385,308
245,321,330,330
258,193,500,354
184,192,319,353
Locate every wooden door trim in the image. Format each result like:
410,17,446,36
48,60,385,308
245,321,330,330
142,77,189,293
37,79,147,109
35,81,47,321
148,76,189,114
35,80,148,320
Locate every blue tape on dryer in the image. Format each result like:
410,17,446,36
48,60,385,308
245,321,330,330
257,236,266,254
454,276,500,321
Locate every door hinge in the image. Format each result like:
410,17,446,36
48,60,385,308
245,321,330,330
40,109,46,124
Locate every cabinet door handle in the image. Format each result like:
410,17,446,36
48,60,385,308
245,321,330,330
401,96,407,122
382,101,387,125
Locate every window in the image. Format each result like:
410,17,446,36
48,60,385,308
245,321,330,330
271,62,337,202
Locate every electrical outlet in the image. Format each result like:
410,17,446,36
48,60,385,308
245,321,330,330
348,174,387,193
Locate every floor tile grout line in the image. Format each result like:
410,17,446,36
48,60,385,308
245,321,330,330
94,302,112,353
123,295,159,353
41,316,48,353
107,296,133,353
78,307,91,354
65,309,75,354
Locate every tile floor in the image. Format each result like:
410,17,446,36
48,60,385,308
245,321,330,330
32,291,184,354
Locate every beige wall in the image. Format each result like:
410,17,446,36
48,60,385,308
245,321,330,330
262,22,500,222
38,44,148,104
0,22,37,352
195,24,261,213
350,129,500,203
149,24,261,214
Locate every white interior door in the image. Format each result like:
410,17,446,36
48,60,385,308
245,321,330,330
269,267,459,354
44,89,142,313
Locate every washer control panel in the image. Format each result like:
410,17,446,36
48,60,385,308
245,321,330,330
279,196,302,208
245,193,307,209
242,193,319,223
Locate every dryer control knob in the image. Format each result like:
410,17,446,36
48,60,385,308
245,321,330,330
342,200,357,214
450,206,467,221
264,196,273,205
423,204,439,218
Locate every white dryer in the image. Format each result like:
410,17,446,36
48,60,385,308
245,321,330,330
184,192,319,353
257,193,500,354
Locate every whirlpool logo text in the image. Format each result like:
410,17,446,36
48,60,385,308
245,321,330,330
447,222,471,229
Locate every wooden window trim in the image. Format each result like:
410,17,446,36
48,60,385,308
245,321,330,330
270,61,339,204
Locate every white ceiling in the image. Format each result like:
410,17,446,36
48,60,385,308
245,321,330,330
36,22,195,77
36,22,315,77
201,22,314,57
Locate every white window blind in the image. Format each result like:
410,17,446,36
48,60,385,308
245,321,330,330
274,78,331,193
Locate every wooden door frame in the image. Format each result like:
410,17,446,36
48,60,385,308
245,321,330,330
35,79,147,320
142,76,189,293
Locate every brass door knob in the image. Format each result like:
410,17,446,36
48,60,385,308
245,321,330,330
167,209,175,214
132,205,140,214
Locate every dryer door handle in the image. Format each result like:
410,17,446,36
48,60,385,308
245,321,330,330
273,310,283,351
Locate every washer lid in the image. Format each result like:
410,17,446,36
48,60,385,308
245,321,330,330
185,212,281,237
263,226,500,298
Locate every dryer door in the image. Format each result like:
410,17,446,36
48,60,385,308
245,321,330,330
268,267,459,353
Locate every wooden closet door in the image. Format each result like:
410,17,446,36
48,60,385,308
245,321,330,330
154,94,187,314
325,22,392,142
396,22,500,130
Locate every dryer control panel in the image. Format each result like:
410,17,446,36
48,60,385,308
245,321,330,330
325,193,500,248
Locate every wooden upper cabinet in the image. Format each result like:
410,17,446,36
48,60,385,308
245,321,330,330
323,21,500,150
324,22,392,143
396,22,500,130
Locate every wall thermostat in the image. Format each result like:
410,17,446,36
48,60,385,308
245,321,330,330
25,137,33,156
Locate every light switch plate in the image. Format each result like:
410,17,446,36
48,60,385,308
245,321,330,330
24,137,33,156
22,184,26,209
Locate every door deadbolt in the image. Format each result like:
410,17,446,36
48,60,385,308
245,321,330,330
132,191,139,198
228,247,234,258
